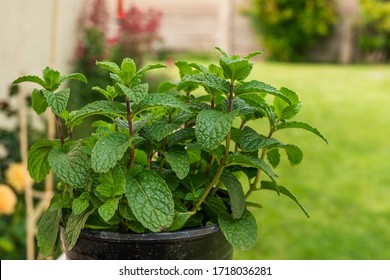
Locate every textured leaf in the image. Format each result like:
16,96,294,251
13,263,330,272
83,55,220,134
138,93,190,112
12,75,46,88
219,210,257,250
37,208,61,257
98,197,120,222
57,73,87,85
219,56,253,81
31,89,48,114
134,63,166,80
117,83,148,105
149,120,181,142
157,81,177,93
240,126,279,152
235,80,291,104
68,101,126,128
227,153,278,182
72,192,90,215
275,121,328,143
42,67,61,90
43,89,70,115
282,144,303,166
261,181,310,218
96,166,126,197
267,148,281,168
48,145,90,188
125,170,175,232
167,127,195,147
64,208,95,250
204,195,228,218
220,170,245,219
167,212,194,231
164,150,190,179
244,51,262,60
91,132,131,173
120,58,137,84
96,61,121,76
182,73,230,94
27,139,58,182
274,87,301,120
195,109,237,151
92,85,118,100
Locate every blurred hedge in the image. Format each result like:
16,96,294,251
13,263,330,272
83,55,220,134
248,0,337,61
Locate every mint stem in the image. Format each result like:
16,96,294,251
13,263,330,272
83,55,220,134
126,97,135,168
55,115,64,147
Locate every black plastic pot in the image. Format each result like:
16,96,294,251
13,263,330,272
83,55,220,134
61,224,233,260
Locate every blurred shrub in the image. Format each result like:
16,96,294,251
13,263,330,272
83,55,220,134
359,0,390,62
248,0,336,61
0,86,43,259
68,0,163,137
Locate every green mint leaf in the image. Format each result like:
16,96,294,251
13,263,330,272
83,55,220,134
27,139,58,182
125,170,175,232
157,81,177,93
48,145,90,188
96,166,126,197
235,80,291,105
31,89,48,115
240,126,279,152
12,75,46,88
220,170,245,219
57,73,87,86
98,197,120,222
275,121,328,143
138,93,190,112
117,83,148,105
120,58,137,84
164,150,190,179
68,101,126,128
42,67,61,90
195,109,237,151
274,87,301,120
92,85,118,100
149,120,181,142
91,131,131,173
261,181,310,218
219,56,253,81
72,192,90,215
204,195,228,219
37,208,61,257
244,51,262,60
227,153,278,182
43,89,70,115
182,73,230,94
64,208,95,250
267,148,281,168
167,127,195,147
133,63,166,81
218,210,258,250
167,212,194,231
281,144,303,166
96,61,121,76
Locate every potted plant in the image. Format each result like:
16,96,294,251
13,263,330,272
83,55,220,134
13,48,327,260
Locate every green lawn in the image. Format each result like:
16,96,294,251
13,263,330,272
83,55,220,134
230,62,390,259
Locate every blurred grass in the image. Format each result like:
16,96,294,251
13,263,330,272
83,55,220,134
232,62,390,259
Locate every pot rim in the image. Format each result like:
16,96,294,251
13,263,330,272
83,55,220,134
75,224,222,244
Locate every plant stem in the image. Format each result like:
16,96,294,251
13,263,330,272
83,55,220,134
159,114,172,174
235,119,246,152
126,97,135,168
55,115,64,147
245,127,276,198
191,81,235,211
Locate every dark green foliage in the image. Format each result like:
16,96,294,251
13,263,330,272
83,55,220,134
248,0,336,61
13,48,326,255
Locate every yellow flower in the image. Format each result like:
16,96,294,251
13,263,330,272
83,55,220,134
5,162,28,193
0,184,17,215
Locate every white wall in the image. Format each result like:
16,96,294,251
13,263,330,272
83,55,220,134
0,0,85,100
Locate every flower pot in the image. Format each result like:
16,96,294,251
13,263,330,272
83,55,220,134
61,224,233,260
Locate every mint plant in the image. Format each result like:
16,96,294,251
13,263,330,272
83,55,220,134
13,48,327,257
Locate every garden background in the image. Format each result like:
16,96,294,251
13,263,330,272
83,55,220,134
1,0,389,260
